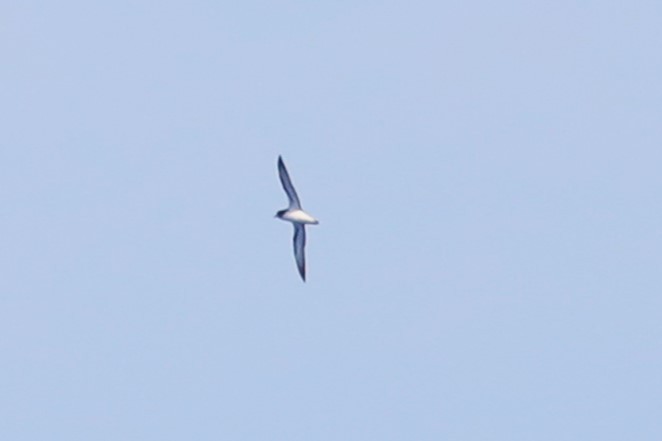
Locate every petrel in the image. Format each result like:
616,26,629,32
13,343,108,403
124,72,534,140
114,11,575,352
275,155,319,281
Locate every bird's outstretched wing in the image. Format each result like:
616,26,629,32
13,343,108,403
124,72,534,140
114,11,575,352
293,224,306,281
278,156,301,209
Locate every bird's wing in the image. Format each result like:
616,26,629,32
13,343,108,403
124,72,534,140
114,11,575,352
293,224,306,281
278,156,301,209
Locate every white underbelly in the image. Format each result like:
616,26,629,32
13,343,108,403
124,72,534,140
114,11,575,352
283,209,319,224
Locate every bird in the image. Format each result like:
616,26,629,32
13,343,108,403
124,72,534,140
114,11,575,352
275,155,319,281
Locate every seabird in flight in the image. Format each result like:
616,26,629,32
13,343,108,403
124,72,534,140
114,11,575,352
275,155,319,281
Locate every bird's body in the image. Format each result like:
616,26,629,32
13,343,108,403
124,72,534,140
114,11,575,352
275,156,319,281
278,209,319,225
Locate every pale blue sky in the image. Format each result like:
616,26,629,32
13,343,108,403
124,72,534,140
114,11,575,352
1,1,661,440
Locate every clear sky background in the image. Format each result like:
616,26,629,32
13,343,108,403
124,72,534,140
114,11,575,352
1,1,661,440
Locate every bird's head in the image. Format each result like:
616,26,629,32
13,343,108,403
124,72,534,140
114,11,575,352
275,209,287,218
